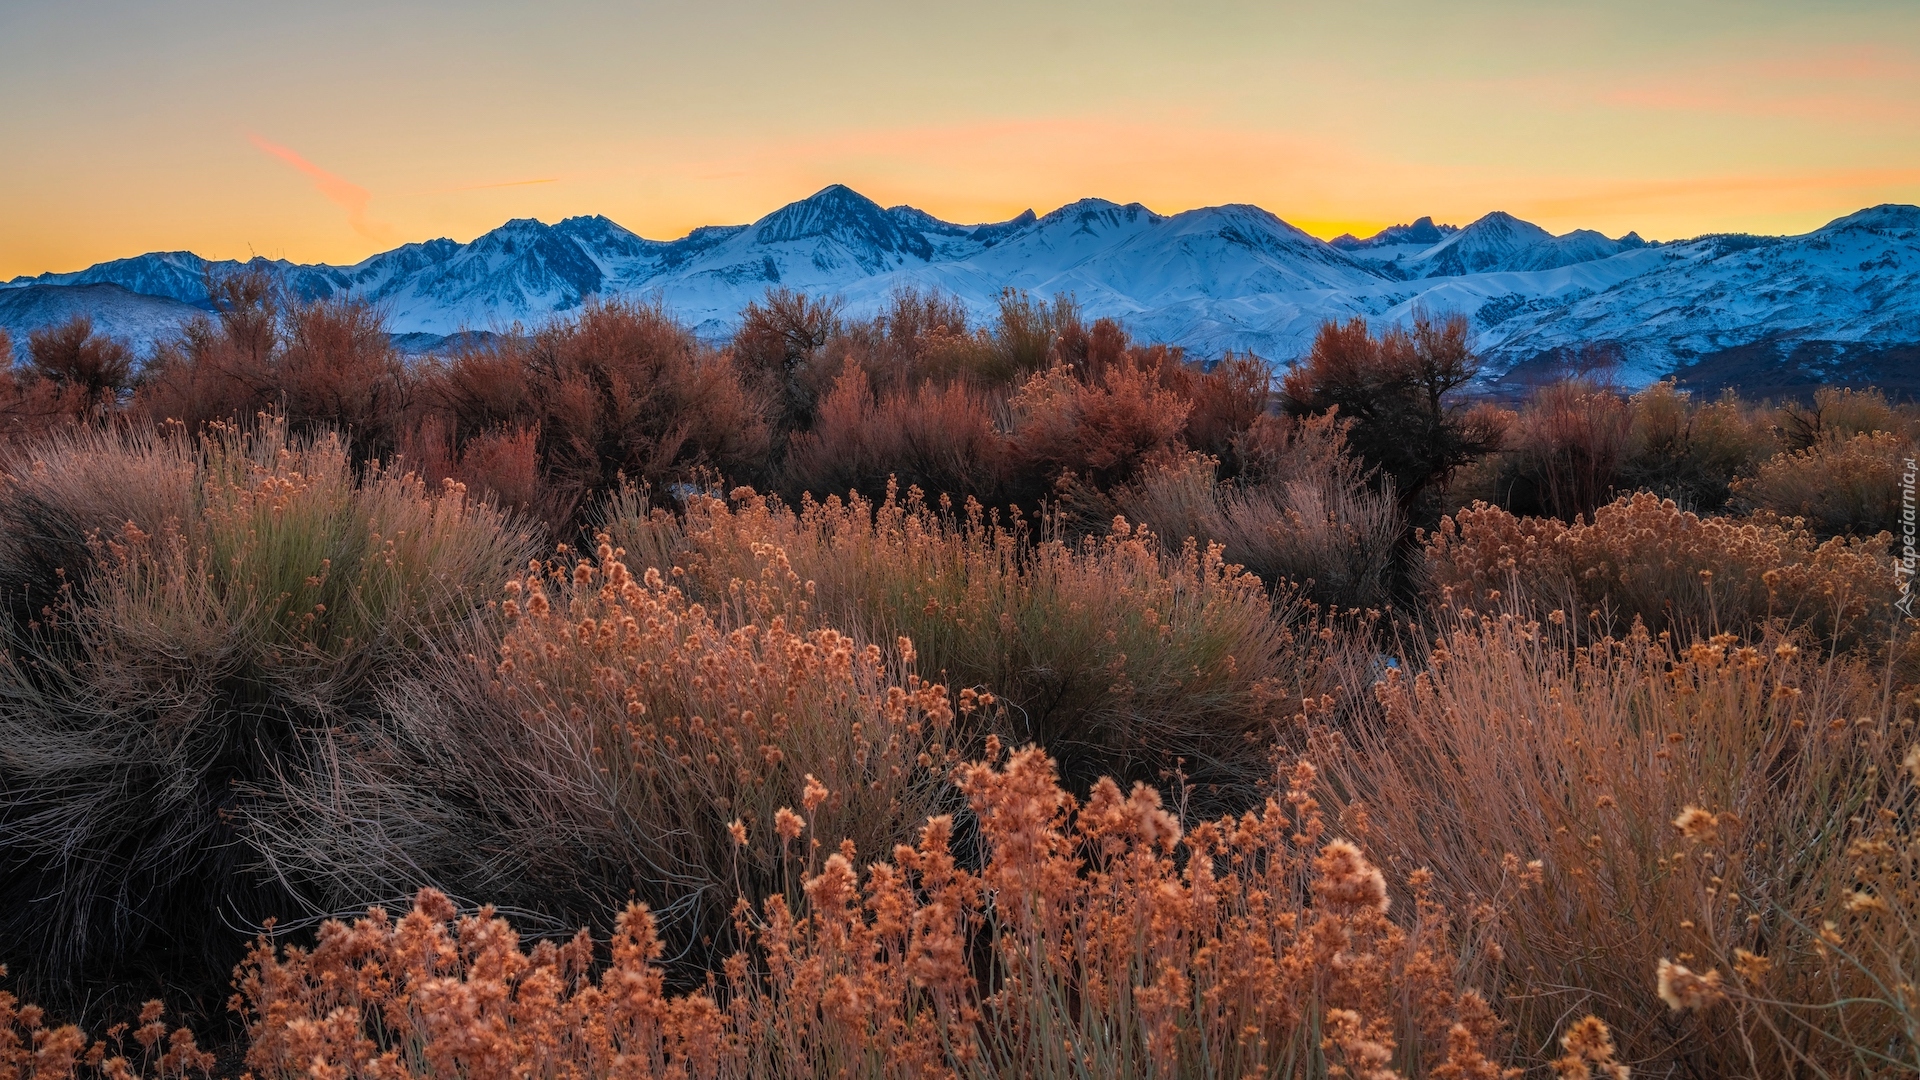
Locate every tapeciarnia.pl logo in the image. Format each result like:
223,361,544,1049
1900,457,1917,618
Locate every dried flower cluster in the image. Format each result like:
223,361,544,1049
1,976,212,1080
1424,491,1893,648
248,533,966,964
228,749,1509,1080
1315,602,1913,1073
606,483,1329,799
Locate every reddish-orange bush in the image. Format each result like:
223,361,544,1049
233,749,1509,1080
273,298,408,458
1424,492,1893,646
24,318,134,405
0,320,133,441
395,416,549,525
416,301,773,519
783,365,1006,503
131,272,279,432
1283,313,1506,517
1008,358,1191,494
0,980,213,1080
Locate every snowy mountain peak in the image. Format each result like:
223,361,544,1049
1036,198,1161,234
1330,215,1460,250
5,188,1917,395
751,184,935,262
554,214,661,260
1403,211,1657,278
1819,204,1920,234
884,204,971,237
968,209,1038,246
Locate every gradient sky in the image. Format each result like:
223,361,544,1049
2,0,1917,278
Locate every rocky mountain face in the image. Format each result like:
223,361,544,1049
6,185,1917,390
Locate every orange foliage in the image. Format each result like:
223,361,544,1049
232,750,1508,1079
1424,492,1893,646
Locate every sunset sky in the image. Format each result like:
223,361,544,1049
2,0,1916,279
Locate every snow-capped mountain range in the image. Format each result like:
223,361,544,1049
5,184,1918,388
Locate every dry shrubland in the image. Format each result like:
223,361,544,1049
1312,612,1908,1074
4,284,1920,1077
600,484,1333,801
223,750,1514,1080
0,418,535,1003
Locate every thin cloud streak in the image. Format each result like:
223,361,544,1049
247,134,394,241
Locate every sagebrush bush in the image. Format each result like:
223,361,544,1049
604,485,1327,800
1495,379,1630,521
1313,613,1901,1075
1117,413,1402,609
1424,492,1894,648
1733,430,1914,539
0,418,535,1001
230,748,1514,1080
1617,381,1778,511
246,536,965,967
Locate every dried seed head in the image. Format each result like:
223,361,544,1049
1656,958,1726,1011
1672,806,1717,843
774,807,804,843
1313,840,1390,914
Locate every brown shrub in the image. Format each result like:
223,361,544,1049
732,287,843,432
989,289,1080,384
413,340,531,442
274,297,409,459
1119,413,1403,609
24,317,134,404
1008,359,1191,495
783,364,1006,503
395,416,549,524
827,288,1007,399
0,319,135,442
1778,386,1910,450
1314,614,1900,1075
1618,381,1778,510
528,301,772,501
1661,704,1920,1073
130,271,279,431
411,302,773,519
1423,492,1894,649
1181,353,1272,466
1282,312,1506,519
233,751,1507,1079
1496,379,1631,521
1733,430,1914,539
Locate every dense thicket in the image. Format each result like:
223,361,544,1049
3,280,1918,1077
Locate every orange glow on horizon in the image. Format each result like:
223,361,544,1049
1,2,1914,278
